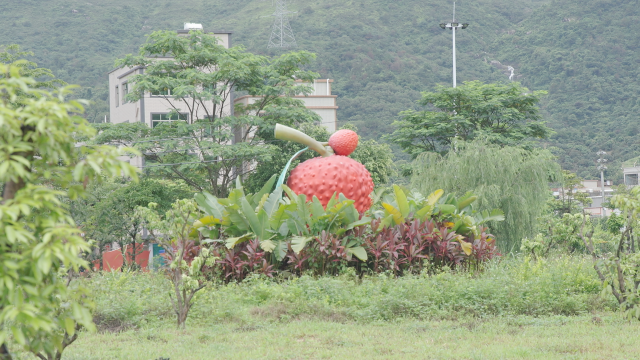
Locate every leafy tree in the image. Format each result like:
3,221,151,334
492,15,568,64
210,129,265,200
411,139,561,250
551,170,592,215
387,81,552,157
86,178,194,270
135,199,215,329
95,30,320,197
0,64,137,359
0,44,65,89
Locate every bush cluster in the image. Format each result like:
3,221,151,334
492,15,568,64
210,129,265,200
84,255,614,330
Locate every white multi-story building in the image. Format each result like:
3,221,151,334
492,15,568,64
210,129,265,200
108,25,233,128
108,24,338,133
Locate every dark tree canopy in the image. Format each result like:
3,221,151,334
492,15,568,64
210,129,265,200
388,81,552,158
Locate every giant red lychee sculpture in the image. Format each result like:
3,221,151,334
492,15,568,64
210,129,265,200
275,124,374,213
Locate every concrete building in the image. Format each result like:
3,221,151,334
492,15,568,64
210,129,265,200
624,166,640,187
108,24,337,135
553,179,614,217
108,25,233,128
234,79,338,133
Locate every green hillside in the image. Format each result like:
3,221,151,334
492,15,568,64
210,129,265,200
1,0,636,180
492,0,640,180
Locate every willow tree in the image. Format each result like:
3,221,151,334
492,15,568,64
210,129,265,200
411,140,560,250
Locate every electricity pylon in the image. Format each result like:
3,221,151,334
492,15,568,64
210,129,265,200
267,0,297,48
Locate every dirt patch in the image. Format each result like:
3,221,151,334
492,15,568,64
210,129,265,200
93,314,135,333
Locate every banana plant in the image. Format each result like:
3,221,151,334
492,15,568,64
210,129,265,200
377,185,444,229
193,175,369,261
375,185,504,237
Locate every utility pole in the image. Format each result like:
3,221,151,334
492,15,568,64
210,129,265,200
266,0,297,49
597,150,608,216
440,3,469,88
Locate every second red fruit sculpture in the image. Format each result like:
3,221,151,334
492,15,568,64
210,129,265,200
274,124,374,213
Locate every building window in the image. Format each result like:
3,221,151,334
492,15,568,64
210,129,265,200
122,83,129,104
115,86,119,107
625,174,639,186
151,113,188,128
151,87,172,96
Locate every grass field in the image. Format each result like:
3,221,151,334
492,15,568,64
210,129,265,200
8,255,638,359
35,315,640,360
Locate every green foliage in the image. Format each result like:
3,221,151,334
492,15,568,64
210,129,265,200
82,178,193,268
0,44,65,89
0,63,137,358
4,0,640,178
549,170,592,214
135,199,217,328
94,30,321,197
411,140,561,250
388,81,552,157
83,255,610,330
195,177,370,264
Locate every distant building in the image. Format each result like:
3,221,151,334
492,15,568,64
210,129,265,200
623,166,640,187
234,79,338,133
108,24,337,133
553,179,614,217
108,26,233,128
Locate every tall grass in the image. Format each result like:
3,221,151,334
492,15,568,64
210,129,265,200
84,255,614,330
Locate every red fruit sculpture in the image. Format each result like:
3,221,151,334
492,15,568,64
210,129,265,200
275,124,374,213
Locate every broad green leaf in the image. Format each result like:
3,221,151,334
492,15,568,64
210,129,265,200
225,233,253,249
457,195,478,211
310,196,325,218
439,204,456,215
475,209,506,224
415,204,433,220
64,317,76,336
277,222,289,237
291,236,312,254
348,246,368,261
241,198,268,240
346,217,371,230
382,202,404,225
282,185,299,204
260,239,276,252
193,215,221,229
263,188,283,217
194,192,224,218
452,219,465,232
256,193,269,213
325,192,339,209
427,189,444,206
228,188,245,206
380,214,394,229
275,241,288,261
252,174,277,207
269,203,296,230
393,184,410,218
459,239,473,256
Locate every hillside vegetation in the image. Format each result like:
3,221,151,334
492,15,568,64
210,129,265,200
0,0,637,179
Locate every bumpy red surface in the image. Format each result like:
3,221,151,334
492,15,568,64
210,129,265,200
328,129,359,156
287,155,374,213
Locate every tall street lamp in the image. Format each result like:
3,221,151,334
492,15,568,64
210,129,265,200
597,150,608,216
440,2,469,88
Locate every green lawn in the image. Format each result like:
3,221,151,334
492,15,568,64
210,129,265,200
9,255,637,359
46,315,640,359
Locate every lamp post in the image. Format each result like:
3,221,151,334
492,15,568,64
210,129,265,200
440,3,469,88
597,150,607,216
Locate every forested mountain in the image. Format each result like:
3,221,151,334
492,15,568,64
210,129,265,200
0,0,637,180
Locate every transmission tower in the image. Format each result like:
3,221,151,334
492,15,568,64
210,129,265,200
266,0,297,48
